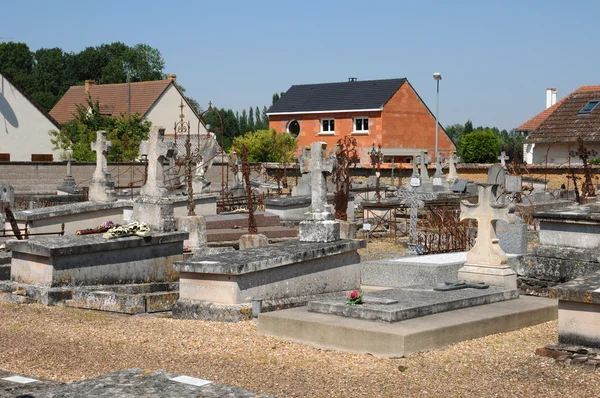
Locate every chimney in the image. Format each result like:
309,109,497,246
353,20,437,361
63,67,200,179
167,74,177,83
84,80,95,95
348,77,357,82
546,88,557,109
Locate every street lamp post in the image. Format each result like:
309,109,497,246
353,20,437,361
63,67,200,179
433,72,443,183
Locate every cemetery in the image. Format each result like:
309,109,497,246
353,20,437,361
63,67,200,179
2,78,600,397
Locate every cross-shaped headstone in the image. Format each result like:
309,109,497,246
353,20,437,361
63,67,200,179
410,156,421,187
230,151,244,190
434,152,443,177
460,184,510,266
447,152,458,182
139,126,172,197
91,131,112,180
498,151,509,167
419,151,431,181
398,189,435,253
305,141,336,216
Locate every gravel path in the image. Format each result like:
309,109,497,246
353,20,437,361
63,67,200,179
1,303,599,397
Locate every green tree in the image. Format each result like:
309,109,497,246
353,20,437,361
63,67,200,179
248,107,255,132
239,109,248,134
49,97,151,162
272,93,280,105
261,105,269,128
255,106,261,129
460,129,502,163
464,120,474,134
232,129,297,163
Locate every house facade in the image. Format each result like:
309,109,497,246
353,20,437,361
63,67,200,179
50,74,208,142
267,78,455,164
0,72,61,161
521,86,600,164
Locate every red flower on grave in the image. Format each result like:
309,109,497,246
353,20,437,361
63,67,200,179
349,290,361,300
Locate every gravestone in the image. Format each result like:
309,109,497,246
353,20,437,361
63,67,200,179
397,189,435,253
496,217,528,254
299,142,340,242
410,157,421,187
230,152,245,197
0,185,14,208
433,153,444,186
133,126,176,232
59,149,77,189
446,152,458,184
458,183,517,289
193,136,219,194
88,131,116,202
487,164,507,202
419,151,431,182
292,148,311,196
498,151,509,167
451,178,468,193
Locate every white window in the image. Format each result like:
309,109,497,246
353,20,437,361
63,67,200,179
353,117,369,133
321,119,335,133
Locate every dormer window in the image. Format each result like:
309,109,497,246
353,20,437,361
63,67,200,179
579,100,600,114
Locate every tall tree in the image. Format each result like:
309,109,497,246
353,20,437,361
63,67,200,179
255,106,261,129
239,109,248,135
248,107,255,132
262,105,269,129
272,92,280,105
464,120,474,135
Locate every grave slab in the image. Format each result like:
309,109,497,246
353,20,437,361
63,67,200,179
549,271,600,348
308,284,519,323
259,296,557,357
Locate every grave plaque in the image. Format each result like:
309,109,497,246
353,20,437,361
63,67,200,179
451,178,468,193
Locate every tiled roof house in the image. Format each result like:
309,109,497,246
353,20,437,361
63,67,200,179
267,78,456,164
518,86,600,164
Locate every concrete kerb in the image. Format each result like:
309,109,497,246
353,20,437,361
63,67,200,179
257,296,558,357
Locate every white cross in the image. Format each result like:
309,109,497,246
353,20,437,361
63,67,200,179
306,142,336,214
398,189,435,252
498,151,509,167
460,184,509,266
91,131,111,180
139,126,173,197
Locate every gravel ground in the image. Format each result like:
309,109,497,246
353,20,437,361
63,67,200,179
1,303,599,397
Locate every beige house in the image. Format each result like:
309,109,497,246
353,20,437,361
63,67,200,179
0,72,62,161
50,74,208,145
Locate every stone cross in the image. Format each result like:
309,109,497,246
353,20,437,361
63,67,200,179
434,152,443,177
419,151,431,181
498,151,509,167
410,156,421,187
398,189,435,253
460,184,510,266
230,152,244,190
139,126,172,197
298,146,311,174
447,152,458,182
91,131,111,180
306,141,336,215
66,148,73,178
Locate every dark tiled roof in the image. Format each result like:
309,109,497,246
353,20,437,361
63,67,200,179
527,86,600,143
267,78,406,114
50,79,173,124
0,71,61,128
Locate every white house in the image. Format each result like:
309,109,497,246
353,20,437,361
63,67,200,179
0,72,62,161
50,74,209,148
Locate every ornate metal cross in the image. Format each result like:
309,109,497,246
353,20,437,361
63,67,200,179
240,146,258,234
397,189,435,253
370,143,384,203
570,137,597,199
174,100,200,215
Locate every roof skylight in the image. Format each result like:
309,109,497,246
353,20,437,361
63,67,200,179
579,100,600,114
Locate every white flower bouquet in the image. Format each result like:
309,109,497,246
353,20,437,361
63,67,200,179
103,221,151,239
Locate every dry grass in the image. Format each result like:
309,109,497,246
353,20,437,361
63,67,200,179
1,303,599,397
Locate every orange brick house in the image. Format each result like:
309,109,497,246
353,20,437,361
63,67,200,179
267,78,455,164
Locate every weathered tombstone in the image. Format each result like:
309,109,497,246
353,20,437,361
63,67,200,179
88,131,116,202
419,151,431,182
505,175,522,193
458,183,517,289
451,178,468,193
496,217,528,254
133,126,176,232
192,137,218,194
410,157,421,187
433,153,444,186
486,164,507,202
446,152,458,184
292,146,312,196
0,184,15,208
299,142,340,242
397,189,435,253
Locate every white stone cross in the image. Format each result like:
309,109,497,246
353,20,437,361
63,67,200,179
460,184,509,266
419,151,431,181
398,189,435,252
434,152,443,177
447,152,458,182
91,131,112,180
139,126,172,197
498,151,509,167
306,141,336,216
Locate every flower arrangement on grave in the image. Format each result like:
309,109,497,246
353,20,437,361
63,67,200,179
103,221,151,239
76,220,119,235
347,290,363,305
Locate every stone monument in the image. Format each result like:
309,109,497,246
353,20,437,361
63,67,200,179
498,151,509,167
457,183,517,289
409,156,421,188
446,152,458,184
292,146,312,196
192,137,218,194
133,126,176,232
299,142,340,242
432,153,444,187
397,189,435,253
88,131,116,202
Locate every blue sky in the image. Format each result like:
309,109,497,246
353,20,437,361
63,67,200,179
3,0,599,131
